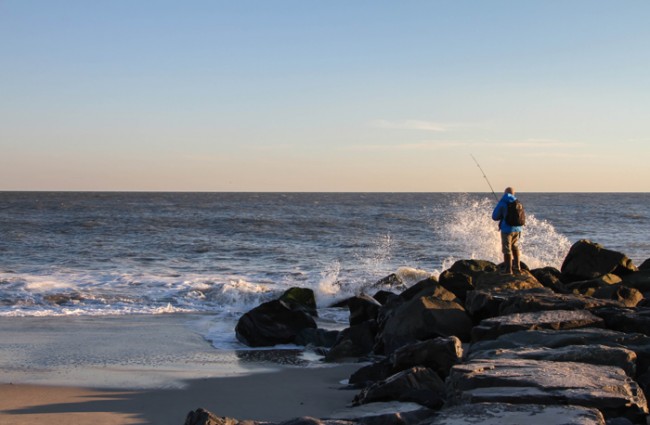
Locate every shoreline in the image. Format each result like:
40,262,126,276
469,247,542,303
0,365,361,425
0,313,361,424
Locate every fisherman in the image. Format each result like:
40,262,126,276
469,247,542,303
492,187,523,274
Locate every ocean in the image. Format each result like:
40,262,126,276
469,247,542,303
1,192,648,349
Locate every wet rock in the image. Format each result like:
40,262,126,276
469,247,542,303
349,294,383,326
328,402,435,425
390,336,463,379
349,358,395,388
467,344,637,376
279,287,318,317
465,288,621,322
372,273,407,292
353,367,446,409
349,337,463,388
43,292,85,305
561,240,637,282
378,291,473,354
235,299,317,347
325,320,378,361
372,290,399,305
295,328,340,348
424,403,606,425
640,259,650,271
471,309,605,341
447,359,648,421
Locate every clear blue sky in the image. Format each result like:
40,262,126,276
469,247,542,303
1,1,649,191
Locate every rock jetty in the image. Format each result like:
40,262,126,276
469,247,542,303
188,239,650,425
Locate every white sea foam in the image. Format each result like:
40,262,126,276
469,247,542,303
438,196,571,270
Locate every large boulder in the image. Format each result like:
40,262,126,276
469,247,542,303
466,328,650,377
561,240,637,282
471,309,605,341
465,288,622,322
235,299,317,347
377,291,473,354
279,287,318,317
592,306,650,336
348,294,383,326
620,269,650,294
390,336,463,379
349,336,463,388
424,403,606,425
437,260,499,301
591,284,644,307
353,366,446,409
564,273,622,296
325,320,378,362
294,328,340,348
530,267,566,293
467,344,637,376
473,270,545,292
447,359,648,421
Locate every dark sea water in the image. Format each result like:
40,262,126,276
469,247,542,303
0,192,648,347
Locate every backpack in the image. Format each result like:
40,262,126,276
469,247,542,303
505,199,526,226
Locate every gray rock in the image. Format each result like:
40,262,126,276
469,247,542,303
447,359,648,421
348,294,383,326
531,267,566,293
620,270,650,293
424,402,606,425
474,270,545,292
326,320,378,362
349,359,394,388
390,336,463,379
295,328,340,348
353,366,446,409
235,299,317,347
591,284,644,307
561,240,637,282
436,260,499,302
592,306,650,336
467,328,650,376
378,293,473,354
640,259,650,271
279,287,318,317
564,273,623,296
372,273,408,292
467,344,637,376
465,288,621,322
471,309,605,341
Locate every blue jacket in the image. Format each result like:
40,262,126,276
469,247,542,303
492,193,523,233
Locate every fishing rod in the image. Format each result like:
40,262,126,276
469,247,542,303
470,154,499,201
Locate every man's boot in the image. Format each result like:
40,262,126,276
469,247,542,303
513,252,521,274
502,254,512,274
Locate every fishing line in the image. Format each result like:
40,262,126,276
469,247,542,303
470,154,498,201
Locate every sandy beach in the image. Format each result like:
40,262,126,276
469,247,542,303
0,314,360,425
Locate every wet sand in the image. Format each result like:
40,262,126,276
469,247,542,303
0,314,359,425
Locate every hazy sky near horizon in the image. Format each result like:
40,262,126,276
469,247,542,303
1,1,649,192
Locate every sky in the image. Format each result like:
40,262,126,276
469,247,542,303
1,1,649,192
